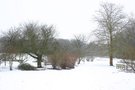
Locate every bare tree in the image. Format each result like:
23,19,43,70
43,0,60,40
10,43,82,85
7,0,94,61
21,23,56,68
94,2,125,66
71,34,88,64
0,27,21,70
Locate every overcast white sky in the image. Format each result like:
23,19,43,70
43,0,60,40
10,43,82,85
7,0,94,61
0,0,135,39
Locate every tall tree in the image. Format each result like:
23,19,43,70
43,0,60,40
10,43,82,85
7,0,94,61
94,2,125,66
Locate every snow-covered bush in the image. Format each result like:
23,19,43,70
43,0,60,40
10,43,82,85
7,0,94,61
18,63,36,70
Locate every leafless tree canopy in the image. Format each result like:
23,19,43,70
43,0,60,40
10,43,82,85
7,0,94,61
94,2,126,66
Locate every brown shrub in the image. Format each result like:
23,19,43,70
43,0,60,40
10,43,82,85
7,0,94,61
48,52,78,69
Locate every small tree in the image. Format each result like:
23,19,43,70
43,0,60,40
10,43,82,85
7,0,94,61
0,28,21,70
71,34,87,64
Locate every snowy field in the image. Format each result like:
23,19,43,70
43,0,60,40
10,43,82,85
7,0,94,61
0,57,135,90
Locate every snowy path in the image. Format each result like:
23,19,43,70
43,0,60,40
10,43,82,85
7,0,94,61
0,57,135,90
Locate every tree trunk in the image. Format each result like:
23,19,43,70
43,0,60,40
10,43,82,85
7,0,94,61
9,59,13,71
77,58,81,64
109,30,113,66
109,52,113,66
37,55,42,68
4,61,6,66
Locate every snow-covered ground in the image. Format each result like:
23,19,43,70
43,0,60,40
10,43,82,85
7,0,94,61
0,57,135,90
